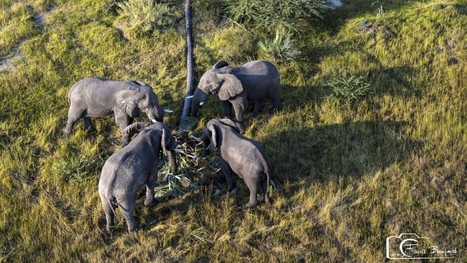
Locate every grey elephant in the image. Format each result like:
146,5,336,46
199,118,271,207
190,60,280,132
64,77,167,137
98,122,177,234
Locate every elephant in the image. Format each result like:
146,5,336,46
98,122,177,234
190,60,280,132
63,77,167,137
199,118,271,208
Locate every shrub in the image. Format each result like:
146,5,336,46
53,154,102,183
116,0,175,38
222,0,326,33
258,27,300,62
204,27,257,63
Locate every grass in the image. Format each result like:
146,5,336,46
0,0,466,262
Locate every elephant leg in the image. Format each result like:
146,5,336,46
216,173,226,184
260,173,270,205
232,97,247,133
252,100,263,116
114,110,132,132
144,169,158,208
83,117,96,133
116,195,137,233
270,96,281,114
220,158,236,192
220,100,232,119
63,106,83,137
100,198,115,233
244,175,260,208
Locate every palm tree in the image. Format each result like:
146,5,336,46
180,0,197,132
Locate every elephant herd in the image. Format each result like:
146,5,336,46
63,60,280,234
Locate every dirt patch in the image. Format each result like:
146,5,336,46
0,52,22,72
0,12,46,72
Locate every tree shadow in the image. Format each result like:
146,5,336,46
274,63,418,120
320,65,418,98
262,120,422,184
317,1,419,36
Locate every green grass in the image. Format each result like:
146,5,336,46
1,0,466,262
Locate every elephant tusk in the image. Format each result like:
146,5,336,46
185,95,194,99
199,102,205,106
191,136,202,142
151,119,158,123
163,108,173,113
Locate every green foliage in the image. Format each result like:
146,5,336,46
0,0,466,262
0,2,38,57
204,26,257,63
223,0,326,32
116,0,176,38
53,154,102,183
325,67,372,101
258,27,301,62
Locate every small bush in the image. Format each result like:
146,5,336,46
116,0,175,38
204,27,257,63
258,28,300,62
223,0,326,33
53,154,102,183
325,67,372,101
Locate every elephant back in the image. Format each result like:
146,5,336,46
233,61,280,99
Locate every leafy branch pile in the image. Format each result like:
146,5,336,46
154,136,220,199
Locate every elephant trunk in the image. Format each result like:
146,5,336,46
146,105,164,122
166,149,178,175
190,88,208,117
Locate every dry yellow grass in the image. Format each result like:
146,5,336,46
0,0,465,262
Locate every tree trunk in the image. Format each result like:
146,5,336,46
181,0,195,119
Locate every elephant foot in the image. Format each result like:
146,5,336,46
269,107,280,114
128,229,137,238
127,223,138,234
244,201,258,208
62,131,70,138
215,174,226,184
105,224,115,235
85,127,97,136
144,198,158,208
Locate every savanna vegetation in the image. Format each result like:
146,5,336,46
0,0,465,262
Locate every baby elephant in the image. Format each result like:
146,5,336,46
98,122,177,234
200,118,271,207
64,77,166,137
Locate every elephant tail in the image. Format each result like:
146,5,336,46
101,171,122,225
106,185,122,224
67,82,80,105
263,167,271,202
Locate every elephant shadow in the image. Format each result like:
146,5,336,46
262,120,422,184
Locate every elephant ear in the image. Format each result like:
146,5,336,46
219,118,241,133
206,122,219,151
212,60,229,69
121,122,150,146
217,73,243,101
161,128,176,157
116,89,141,117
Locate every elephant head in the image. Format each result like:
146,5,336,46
190,61,244,117
203,118,240,152
122,122,177,174
116,85,164,122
